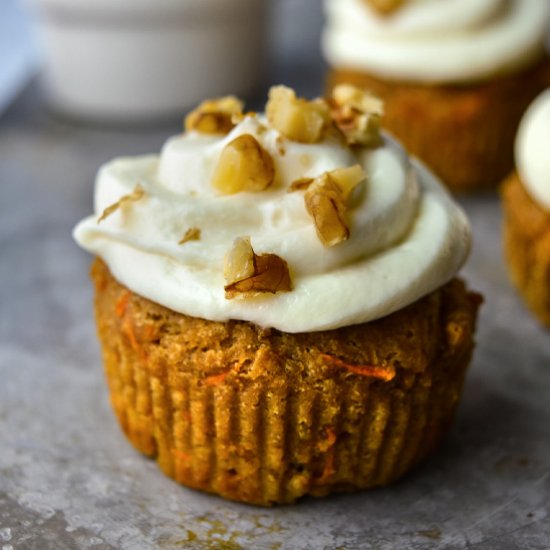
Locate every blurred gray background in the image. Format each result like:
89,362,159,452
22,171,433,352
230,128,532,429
0,0,325,116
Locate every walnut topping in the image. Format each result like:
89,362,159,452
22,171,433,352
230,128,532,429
330,84,384,147
363,0,405,15
330,165,366,198
211,134,276,194
178,227,201,245
304,165,366,247
266,86,331,144
231,110,258,126
224,237,255,283
97,185,145,224
185,96,244,135
224,237,292,299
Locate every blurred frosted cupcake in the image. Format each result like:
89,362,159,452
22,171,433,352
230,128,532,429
502,89,550,328
74,86,481,505
323,0,550,192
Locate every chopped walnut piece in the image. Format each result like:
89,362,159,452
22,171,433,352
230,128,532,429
178,227,201,245
363,0,405,15
212,134,276,194
330,165,366,200
266,86,331,144
304,165,366,247
185,96,244,135
231,110,257,125
224,237,256,284
97,185,144,224
333,84,384,116
224,237,292,299
330,84,384,147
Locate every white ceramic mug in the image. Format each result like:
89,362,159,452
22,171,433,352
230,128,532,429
25,0,268,121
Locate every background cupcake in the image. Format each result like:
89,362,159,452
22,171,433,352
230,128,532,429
502,88,550,328
323,0,550,192
74,86,481,505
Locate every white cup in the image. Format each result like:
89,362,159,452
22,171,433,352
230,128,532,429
25,0,268,121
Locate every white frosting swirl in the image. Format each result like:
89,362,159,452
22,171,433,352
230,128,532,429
73,116,471,332
516,89,550,211
322,0,549,84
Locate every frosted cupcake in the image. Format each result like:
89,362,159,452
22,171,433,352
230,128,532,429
502,89,550,328
323,0,550,192
74,86,481,505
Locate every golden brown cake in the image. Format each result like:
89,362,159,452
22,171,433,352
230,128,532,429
323,0,550,192
501,89,550,328
329,59,550,193
92,259,481,505
502,174,550,328
74,86,481,505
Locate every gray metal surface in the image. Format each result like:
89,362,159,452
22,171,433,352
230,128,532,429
1,77,550,550
0,0,37,117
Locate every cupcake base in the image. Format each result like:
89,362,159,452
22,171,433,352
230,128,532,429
502,172,550,328
91,259,481,505
328,56,550,193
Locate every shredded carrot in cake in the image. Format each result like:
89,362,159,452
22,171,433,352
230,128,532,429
204,372,231,387
143,324,158,341
321,353,396,381
203,362,243,386
325,427,337,448
172,449,192,463
315,427,337,484
115,291,131,318
121,316,139,351
121,312,147,362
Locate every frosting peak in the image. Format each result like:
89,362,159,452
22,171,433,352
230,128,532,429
158,116,357,197
74,88,471,332
516,89,550,211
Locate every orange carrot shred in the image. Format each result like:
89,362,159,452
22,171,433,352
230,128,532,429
172,449,192,463
143,324,158,341
115,291,130,318
203,361,243,386
319,450,335,484
204,372,231,387
121,317,139,350
316,427,336,484
121,313,147,362
325,426,337,447
321,353,396,381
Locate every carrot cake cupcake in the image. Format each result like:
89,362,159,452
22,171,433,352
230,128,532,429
323,0,550,192
502,89,550,328
74,86,481,505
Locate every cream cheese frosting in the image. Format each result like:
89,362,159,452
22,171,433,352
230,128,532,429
322,0,550,84
73,114,471,333
515,89,550,211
